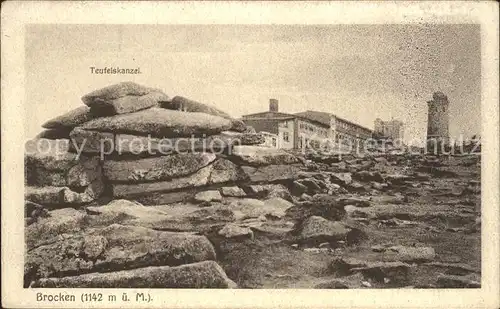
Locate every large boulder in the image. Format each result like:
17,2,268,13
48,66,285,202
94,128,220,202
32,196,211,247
36,129,72,140
26,224,216,281
81,82,159,105
162,96,231,118
85,199,225,232
25,139,75,171
231,146,299,166
42,106,96,130
111,164,213,197
26,152,101,188
114,131,265,156
79,108,233,138
69,128,115,154
103,153,216,182
161,96,245,132
26,208,87,250
32,261,236,288
87,91,169,116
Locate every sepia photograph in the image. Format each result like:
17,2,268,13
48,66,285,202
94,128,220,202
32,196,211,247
2,1,499,308
22,22,484,289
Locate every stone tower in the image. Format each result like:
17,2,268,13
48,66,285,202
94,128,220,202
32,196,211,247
427,91,450,147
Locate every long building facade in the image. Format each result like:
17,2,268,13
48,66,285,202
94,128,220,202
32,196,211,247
241,99,373,150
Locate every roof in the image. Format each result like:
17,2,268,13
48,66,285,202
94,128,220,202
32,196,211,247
242,111,329,128
241,111,296,119
295,110,373,132
294,111,331,127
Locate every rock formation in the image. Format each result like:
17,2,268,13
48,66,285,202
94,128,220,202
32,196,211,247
24,82,481,289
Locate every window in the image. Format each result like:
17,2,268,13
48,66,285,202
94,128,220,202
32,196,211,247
283,132,290,142
272,138,277,147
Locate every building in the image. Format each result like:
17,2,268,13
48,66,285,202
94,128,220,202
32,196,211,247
294,111,373,149
374,118,405,142
241,99,373,150
241,99,330,149
426,92,450,147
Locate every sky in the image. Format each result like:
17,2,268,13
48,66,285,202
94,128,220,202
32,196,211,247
25,24,481,144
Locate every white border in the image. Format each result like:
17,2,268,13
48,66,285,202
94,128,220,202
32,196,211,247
2,1,499,308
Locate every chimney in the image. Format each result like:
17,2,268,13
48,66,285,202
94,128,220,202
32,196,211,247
269,99,279,112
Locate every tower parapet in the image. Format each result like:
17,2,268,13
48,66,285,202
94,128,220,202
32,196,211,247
426,92,450,151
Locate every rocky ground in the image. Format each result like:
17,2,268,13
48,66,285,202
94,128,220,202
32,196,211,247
24,82,481,289
25,150,481,289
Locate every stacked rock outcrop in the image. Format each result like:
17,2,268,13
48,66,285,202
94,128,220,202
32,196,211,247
25,82,305,288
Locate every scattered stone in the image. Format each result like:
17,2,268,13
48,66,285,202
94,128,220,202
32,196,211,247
208,159,249,184
331,173,352,185
436,274,480,288
241,164,302,183
194,190,223,203
361,281,372,287
263,198,294,218
383,245,436,263
371,245,386,252
314,280,349,289
329,257,368,276
351,261,411,285
298,216,350,244
338,197,371,208
385,174,411,184
32,261,236,288
227,198,293,220
218,224,254,240
220,186,246,197
247,184,292,201
25,186,94,206
307,194,347,221
422,262,477,276
371,182,388,191
131,190,196,205
297,178,324,194
371,194,406,205
353,171,384,182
